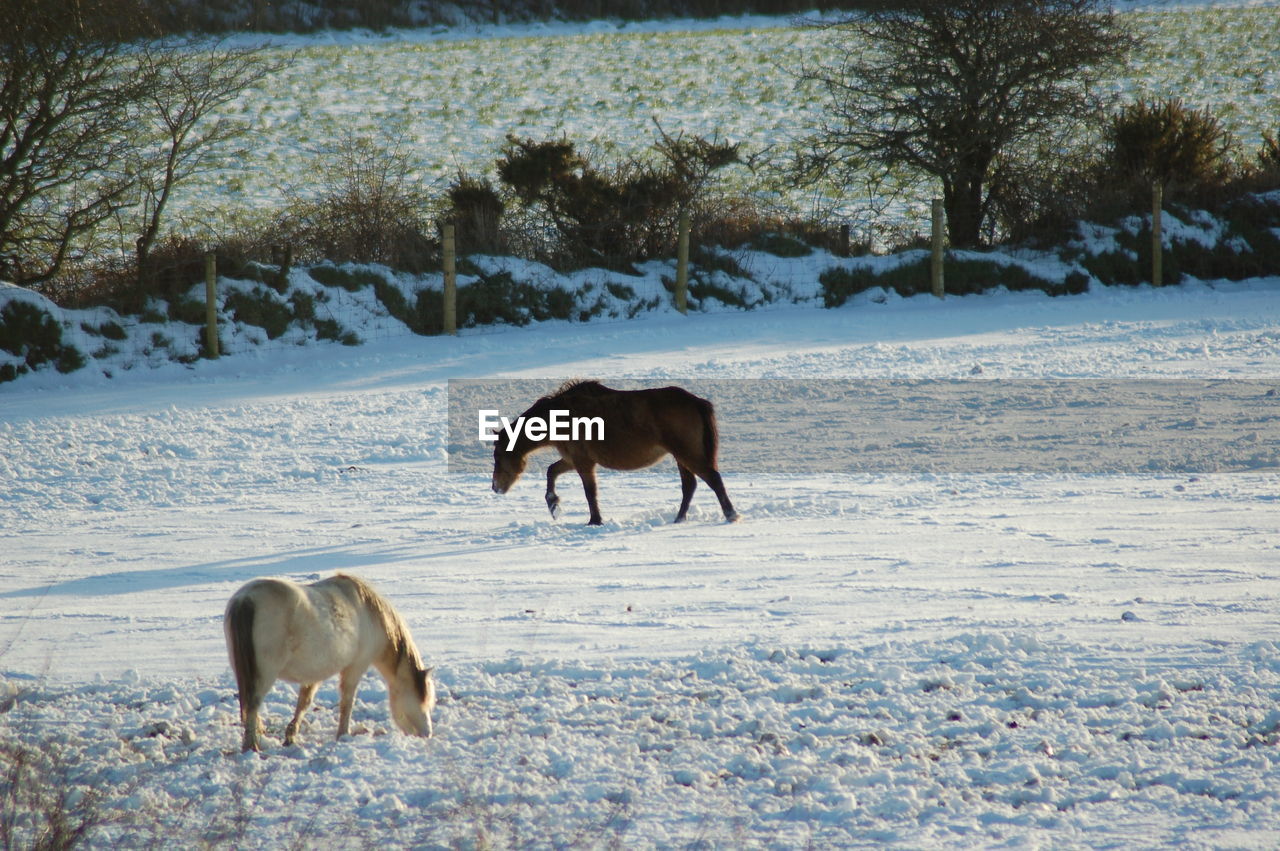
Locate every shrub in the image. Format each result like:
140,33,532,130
691,246,752,281
1260,131,1280,172
0,743,112,848
824,257,926,307
373,278,422,332
139,235,215,300
1079,195,1280,286
496,131,739,270
1104,98,1238,203
1079,247,1143,287
413,271,577,333
942,259,1087,297
1243,130,1280,192
81,319,127,340
315,318,360,345
168,296,207,326
0,300,85,377
604,281,636,301
988,144,1106,245
749,232,812,258
276,131,437,273
819,256,1082,306
224,285,293,339
306,264,385,291
288,290,316,322
687,276,756,309
498,136,678,269
446,173,505,255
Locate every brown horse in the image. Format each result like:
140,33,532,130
491,380,739,525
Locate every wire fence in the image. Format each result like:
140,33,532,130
24,181,1189,378
181,202,949,359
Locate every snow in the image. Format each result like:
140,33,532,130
175,3,1280,235
4,267,1280,845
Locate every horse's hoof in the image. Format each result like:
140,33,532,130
725,512,741,523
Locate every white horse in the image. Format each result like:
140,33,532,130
223,573,436,752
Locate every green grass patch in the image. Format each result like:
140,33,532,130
168,296,207,326
0,300,85,379
820,256,1086,307
1081,196,1280,286
224,286,294,339
749,232,812,258
414,271,579,334
81,320,128,340
315,318,361,345
307,264,386,291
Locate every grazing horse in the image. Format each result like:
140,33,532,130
223,573,436,752
491,380,739,525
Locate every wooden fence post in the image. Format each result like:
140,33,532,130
838,223,851,258
203,252,219,358
441,221,457,336
1152,181,1164,287
930,198,945,298
675,209,690,315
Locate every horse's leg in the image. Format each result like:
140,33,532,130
284,683,317,746
241,699,262,752
545,458,572,519
336,669,361,739
674,464,697,523
577,463,603,525
238,674,269,752
702,468,739,522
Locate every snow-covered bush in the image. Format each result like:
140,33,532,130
0,296,86,382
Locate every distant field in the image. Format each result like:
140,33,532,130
195,7,1279,236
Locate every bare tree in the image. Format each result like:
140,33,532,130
278,129,435,270
800,0,1139,248
0,0,150,288
0,0,285,295
129,39,286,287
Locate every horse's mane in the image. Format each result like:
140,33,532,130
548,378,608,399
335,573,423,671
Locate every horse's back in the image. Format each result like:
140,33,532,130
556,383,717,470
230,575,358,613
226,576,365,684
637,386,718,465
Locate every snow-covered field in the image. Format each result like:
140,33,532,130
4,270,1280,846
189,4,1280,232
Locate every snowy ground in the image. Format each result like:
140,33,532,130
3,278,1280,846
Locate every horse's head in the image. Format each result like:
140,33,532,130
491,445,526,495
391,661,437,738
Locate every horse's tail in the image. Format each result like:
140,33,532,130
225,594,259,715
696,395,720,467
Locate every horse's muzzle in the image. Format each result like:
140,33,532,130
491,481,507,495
